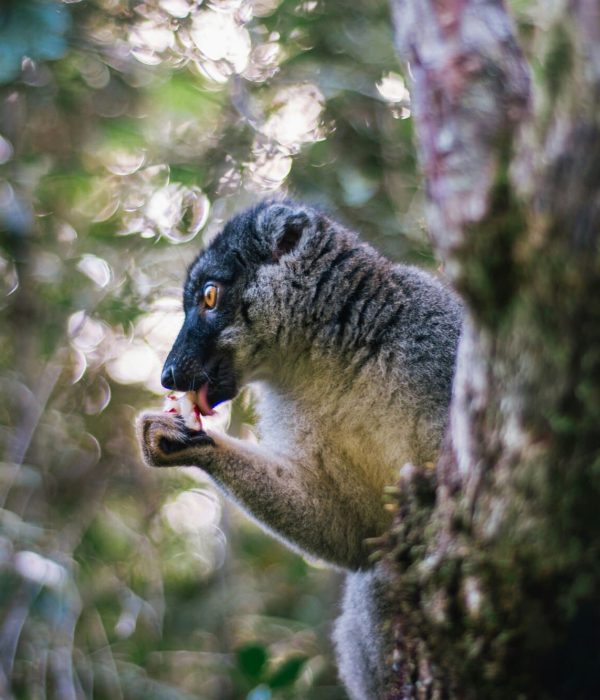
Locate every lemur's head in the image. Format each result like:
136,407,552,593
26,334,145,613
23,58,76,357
160,199,338,414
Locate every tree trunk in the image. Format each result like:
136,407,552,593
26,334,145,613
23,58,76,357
383,0,600,697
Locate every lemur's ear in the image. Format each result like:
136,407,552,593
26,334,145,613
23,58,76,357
273,212,309,261
257,203,311,262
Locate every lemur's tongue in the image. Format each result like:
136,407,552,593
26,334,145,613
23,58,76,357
195,383,215,417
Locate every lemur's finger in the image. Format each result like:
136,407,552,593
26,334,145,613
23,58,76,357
159,430,215,454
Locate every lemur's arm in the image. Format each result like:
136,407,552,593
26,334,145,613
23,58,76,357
139,412,378,569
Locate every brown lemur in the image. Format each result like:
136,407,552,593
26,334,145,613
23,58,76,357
138,199,463,700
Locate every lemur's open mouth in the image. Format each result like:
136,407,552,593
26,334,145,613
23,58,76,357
164,384,215,432
162,353,238,433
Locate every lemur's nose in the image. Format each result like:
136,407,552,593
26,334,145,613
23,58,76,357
161,364,177,390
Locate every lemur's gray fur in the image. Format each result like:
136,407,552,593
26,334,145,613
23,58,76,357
138,200,463,699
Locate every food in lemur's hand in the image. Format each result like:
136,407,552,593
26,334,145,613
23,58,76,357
162,384,215,432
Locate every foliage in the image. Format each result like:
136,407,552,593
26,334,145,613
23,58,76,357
0,0,425,697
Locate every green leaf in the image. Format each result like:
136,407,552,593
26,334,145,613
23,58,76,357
268,656,307,688
237,643,269,679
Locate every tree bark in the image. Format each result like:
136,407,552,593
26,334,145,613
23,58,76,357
384,0,600,697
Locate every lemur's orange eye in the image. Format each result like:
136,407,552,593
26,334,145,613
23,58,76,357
203,283,218,309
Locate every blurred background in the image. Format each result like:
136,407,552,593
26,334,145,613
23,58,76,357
0,0,433,697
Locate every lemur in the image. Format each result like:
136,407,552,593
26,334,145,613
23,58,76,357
138,199,463,699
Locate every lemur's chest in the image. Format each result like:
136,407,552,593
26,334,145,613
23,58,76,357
251,383,413,487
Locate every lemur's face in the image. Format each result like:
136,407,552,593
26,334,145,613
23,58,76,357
160,236,248,415
160,201,311,414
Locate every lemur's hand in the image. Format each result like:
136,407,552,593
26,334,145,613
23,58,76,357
138,412,216,468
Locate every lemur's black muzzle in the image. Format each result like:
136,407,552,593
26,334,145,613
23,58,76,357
160,315,208,392
160,313,238,410
160,357,203,391
161,346,209,392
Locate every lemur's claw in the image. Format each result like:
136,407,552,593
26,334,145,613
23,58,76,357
137,412,215,467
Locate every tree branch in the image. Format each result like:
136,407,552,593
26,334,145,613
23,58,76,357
391,0,530,276
384,0,600,697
